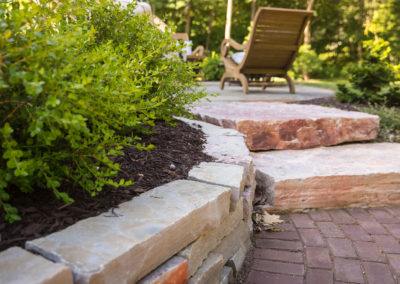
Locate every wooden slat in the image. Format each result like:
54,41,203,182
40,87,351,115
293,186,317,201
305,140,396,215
242,68,285,75
252,43,298,51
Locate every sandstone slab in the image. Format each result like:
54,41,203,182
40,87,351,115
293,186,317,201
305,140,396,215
212,221,251,264
179,198,243,276
138,256,188,284
188,253,224,284
189,162,246,210
192,102,379,150
0,247,73,284
252,143,400,210
26,180,231,284
220,266,234,284
178,117,255,187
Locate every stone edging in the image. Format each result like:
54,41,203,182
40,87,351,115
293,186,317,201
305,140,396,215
0,118,257,284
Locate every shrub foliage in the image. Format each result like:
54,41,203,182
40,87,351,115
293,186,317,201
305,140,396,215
0,0,206,222
336,39,400,106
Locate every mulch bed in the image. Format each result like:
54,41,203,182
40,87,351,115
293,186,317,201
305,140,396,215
290,96,368,111
0,120,213,252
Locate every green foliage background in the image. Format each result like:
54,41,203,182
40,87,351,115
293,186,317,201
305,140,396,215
0,0,206,222
148,0,400,80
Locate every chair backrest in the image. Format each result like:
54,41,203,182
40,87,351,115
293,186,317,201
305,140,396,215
240,7,313,74
172,33,189,41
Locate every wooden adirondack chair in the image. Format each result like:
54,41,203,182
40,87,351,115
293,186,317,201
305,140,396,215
220,7,314,94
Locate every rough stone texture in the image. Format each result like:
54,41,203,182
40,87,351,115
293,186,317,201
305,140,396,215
212,221,251,264
253,143,400,210
226,238,251,276
26,180,231,284
137,256,188,284
188,253,224,284
0,247,73,284
189,162,246,211
178,199,243,277
192,102,379,150
254,169,274,206
219,267,233,284
178,118,255,187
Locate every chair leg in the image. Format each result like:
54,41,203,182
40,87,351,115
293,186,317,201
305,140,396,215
219,73,228,90
285,74,295,94
238,74,249,94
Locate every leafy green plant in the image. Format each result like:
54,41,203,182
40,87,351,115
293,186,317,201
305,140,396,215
336,39,400,106
357,105,400,142
202,52,224,81
0,0,206,222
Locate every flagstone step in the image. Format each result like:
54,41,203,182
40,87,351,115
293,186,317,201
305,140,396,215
252,143,400,210
191,102,379,151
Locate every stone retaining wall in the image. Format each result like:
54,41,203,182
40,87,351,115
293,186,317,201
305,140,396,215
0,118,256,284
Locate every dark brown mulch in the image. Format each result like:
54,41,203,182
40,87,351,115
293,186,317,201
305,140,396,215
0,120,213,252
289,96,368,112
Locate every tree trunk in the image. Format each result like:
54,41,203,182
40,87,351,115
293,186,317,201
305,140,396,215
302,0,315,81
185,0,192,36
225,0,233,39
251,0,257,21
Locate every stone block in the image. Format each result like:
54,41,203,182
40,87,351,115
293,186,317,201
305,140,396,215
179,198,243,277
226,239,251,276
188,253,223,284
189,162,246,211
178,117,255,187
192,102,379,150
252,143,400,210
26,180,231,284
138,256,188,284
0,247,73,284
220,267,234,284
212,221,251,264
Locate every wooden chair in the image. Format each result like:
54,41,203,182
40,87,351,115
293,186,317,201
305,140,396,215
220,7,313,94
172,33,205,59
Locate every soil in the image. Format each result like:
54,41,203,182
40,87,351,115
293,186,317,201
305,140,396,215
290,96,368,111
0,120,213,252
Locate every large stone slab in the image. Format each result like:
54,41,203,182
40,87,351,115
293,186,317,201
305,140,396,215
177,117,255,187
192,102,380,150
26,180,231,284
189,162,246,210
252,143,400,210
0,247,73,284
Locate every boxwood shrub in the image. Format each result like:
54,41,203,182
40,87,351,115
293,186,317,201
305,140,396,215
0,0,206,222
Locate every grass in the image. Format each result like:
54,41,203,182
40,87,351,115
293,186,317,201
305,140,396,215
294,78,348,91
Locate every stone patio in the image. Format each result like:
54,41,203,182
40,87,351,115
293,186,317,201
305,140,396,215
197,82,334,103
248,206,400,284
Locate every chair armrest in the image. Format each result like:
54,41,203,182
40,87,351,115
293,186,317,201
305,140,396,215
193,45,204,56
220,38,247,57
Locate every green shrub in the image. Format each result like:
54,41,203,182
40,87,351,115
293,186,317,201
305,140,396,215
0,0,206,222
292,45,327,79
357,105,400,142
336,39,400,106
202,52,224,81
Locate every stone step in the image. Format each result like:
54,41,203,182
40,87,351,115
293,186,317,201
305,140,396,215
252,143,400,210
192,102,379,151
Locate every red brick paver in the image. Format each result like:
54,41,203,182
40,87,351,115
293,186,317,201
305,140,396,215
247,207,400,283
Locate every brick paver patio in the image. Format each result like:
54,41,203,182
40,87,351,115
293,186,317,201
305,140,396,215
247,206,400,284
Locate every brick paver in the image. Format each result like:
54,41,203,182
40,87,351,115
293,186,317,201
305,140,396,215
247,206,400,283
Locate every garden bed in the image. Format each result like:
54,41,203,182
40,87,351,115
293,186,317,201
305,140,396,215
0,120,213,252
